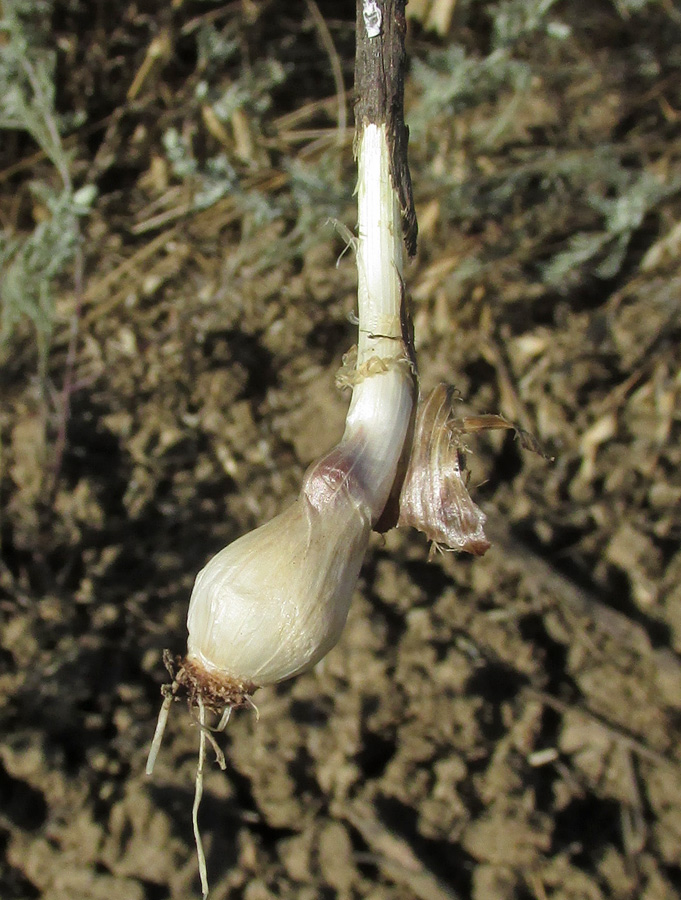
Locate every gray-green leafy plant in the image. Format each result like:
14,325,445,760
0,0,94,377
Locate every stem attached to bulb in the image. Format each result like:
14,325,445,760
147,0,420,730
342,0,419,527
339,121,415,520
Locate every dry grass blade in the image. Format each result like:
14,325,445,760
304,0,347,150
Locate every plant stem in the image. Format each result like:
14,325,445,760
342,122,414,518
340,0,418,524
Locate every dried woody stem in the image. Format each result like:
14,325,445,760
355,0,417,258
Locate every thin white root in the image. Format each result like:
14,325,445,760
193,699,209,899
217,706,232,732
245,696,260,721
146,692,173,775
205,729,226,771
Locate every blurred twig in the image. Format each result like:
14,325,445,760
304,0,347,155
341,799,461,900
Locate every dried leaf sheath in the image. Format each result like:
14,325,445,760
397,385,490,555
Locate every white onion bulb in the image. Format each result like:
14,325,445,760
186,457,371,691
180,124,412,711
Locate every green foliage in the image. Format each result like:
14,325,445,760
407,0,680,296
0,0,94,375
542,169,681,288
491,0,563,47
195,22,239,73
286,153,347,234
0,184,94,368
162,51,289,214
209,59,288,121
411,46,532,147
0,1,63,174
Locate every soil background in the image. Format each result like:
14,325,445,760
2,1,681,899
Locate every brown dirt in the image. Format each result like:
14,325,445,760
2,2,681,899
